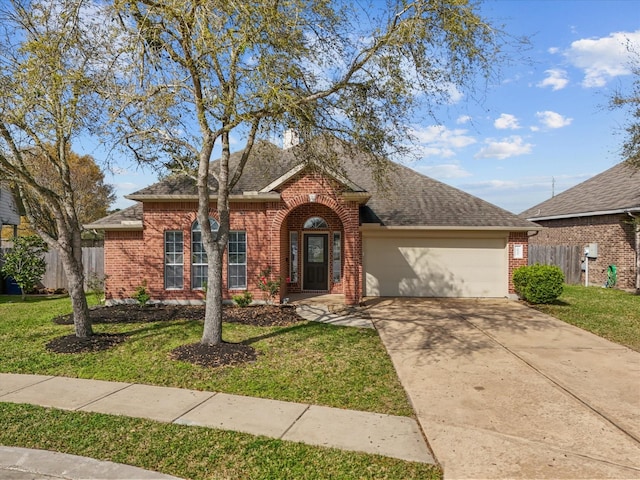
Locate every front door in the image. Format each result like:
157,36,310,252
304,234,329,290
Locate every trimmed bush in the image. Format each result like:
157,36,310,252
232,291,253,307
513,264,564,304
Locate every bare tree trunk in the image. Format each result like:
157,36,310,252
201,246,224,345
58,235,93,338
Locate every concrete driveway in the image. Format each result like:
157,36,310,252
369,298,640,479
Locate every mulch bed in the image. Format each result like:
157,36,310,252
170,342,258,368
47,304,302,368
46,333,128,354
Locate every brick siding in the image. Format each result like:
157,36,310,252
104,169,528,303
508,231,529,294
529,213,637,289
104,171,362,305
104,230,144,301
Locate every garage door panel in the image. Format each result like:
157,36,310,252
364,236,507,298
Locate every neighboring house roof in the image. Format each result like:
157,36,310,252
521,162,640,221
85,203,143,230
0,184,20,226
87,139,538,231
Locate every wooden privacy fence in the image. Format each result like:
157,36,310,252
1,246,104,291
528,245,582,284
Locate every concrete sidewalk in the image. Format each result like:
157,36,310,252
370,297,640,479
0,446,181,480
0,373,433,473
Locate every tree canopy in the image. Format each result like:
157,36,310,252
108,0,512,346
20,147,115,232
0,0,117,337
611,48,640,168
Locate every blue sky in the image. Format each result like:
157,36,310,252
102,0,640,214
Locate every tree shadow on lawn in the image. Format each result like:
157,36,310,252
47,304,307,368
0,294,69,305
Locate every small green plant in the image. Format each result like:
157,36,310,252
86,273,108,304
232,291,253,307
0,235,48,301
257,266,281,304
133,280,151,306
513,264,564,304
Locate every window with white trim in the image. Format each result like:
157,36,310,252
165,231,184,289
191,218,219,289
332,232,341,283
290,231,298,282
228,231,247,289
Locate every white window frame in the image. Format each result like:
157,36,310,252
290,231,298,282
332,231,341,283
191,218,219,290
228,231,247,289
164,230,184,290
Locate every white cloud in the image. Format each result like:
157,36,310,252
537,69,569,91
494,113,521,130
475,136,533,160
564,30,640,87
456,115,472,125
536,110,573,129
548,47,560,55
411,125,476,158
446,84,464,104
457,173,592,213
415,163,472,179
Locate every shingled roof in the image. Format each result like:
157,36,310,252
521,162,640,220
85,202,143,230
88,139,538,231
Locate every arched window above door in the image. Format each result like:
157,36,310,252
303,216,328,229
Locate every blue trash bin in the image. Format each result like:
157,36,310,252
4,277,21,295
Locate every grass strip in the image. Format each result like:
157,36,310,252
532,285,640,351
0,403,441,480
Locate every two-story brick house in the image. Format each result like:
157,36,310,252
86,139,539,305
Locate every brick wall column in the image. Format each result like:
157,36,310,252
342,202,361,305
508,231,529,295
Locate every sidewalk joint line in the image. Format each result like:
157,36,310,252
279,404,311,439
75,381,135,411
0,374,55,398
170,391,218,424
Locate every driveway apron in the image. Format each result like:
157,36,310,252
371,298,640,479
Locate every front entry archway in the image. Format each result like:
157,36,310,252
304,233,329,290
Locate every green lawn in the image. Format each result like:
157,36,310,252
532,284,640,351
0,403,440,480
0,294,442,479
0,295,411,415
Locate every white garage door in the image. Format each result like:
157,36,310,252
363,233,508,297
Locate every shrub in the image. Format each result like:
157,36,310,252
232,291,253,307
1,235,48,301
133,280,151,306
86,273,108,304
512,266,530,298
513,264,564,304
257,266,281,304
